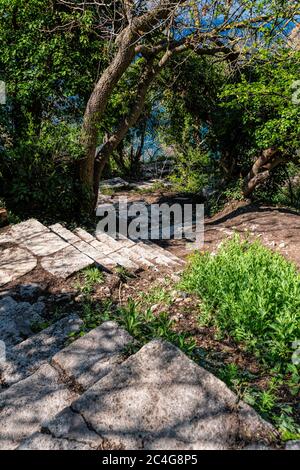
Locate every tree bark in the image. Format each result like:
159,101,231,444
243,148,284,197
92,58,158,205
79,2,181,210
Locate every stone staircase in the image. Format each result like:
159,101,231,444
0,219,296,450
0,219,184,287
0,320,279,450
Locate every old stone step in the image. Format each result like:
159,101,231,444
0,363,78,450
73,227,139,270
0,321,132,449
0,296,45,349
22,340,277,450
41,245,94,278
142,240,185,265
49,223,117,271
50,321,132,393
0,247,37,287
0,314,83,388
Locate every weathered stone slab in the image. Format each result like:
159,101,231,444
41,245,94,278
108,251,139,270
95,231,121,251
128,243,173,267
73,227,95,243
73,240,107,262
0,296,45,348
0,230,15,245
51,321,132,392
18,431,93,450
1,314,83,387
73,240,116,271
90,238,117,257
20,231,69,257
0,247,37,286
0,363,78,449
143,240,184,264
18,407,102,449
118,246,154,268
9,219,49,242
49,223,81,245
69,340,277,450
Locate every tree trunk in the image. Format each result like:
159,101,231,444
79,27,137,206
243,148,284,197
79,2,179,212
92,59,158,207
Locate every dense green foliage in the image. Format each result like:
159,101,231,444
180,236,300,371
159,49,300,205
0,0,106,218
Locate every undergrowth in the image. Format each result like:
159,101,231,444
180,235,300,372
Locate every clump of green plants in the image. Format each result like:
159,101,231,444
115,266,136,283
180,235,300,372
76,266,105,295
74,296,196,357
138,285,172,308
116,299,196,357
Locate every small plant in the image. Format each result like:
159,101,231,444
115,265,135,283
139,285,172,308
116,298,196,357
30,320,51,334
77,266,105,295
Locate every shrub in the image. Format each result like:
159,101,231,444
180,236,300,371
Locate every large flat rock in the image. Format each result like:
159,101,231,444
0,296,45,348
51,321,132,392
9,219,49,242
0,247,37,286
41,245,94,278
20,231,69,257
67,340,277,450
1,314,83,387
0,363,78,449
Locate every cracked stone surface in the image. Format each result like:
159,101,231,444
1,314,83,387
0,247,37,286
0,363,78,450
41,245,94,278
66,340,277,451
18,432,93,450
49,223,81,245
18,407,102,449
20,231,69,257
9,219,49,242
0,296,45,348
51,321,132,392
